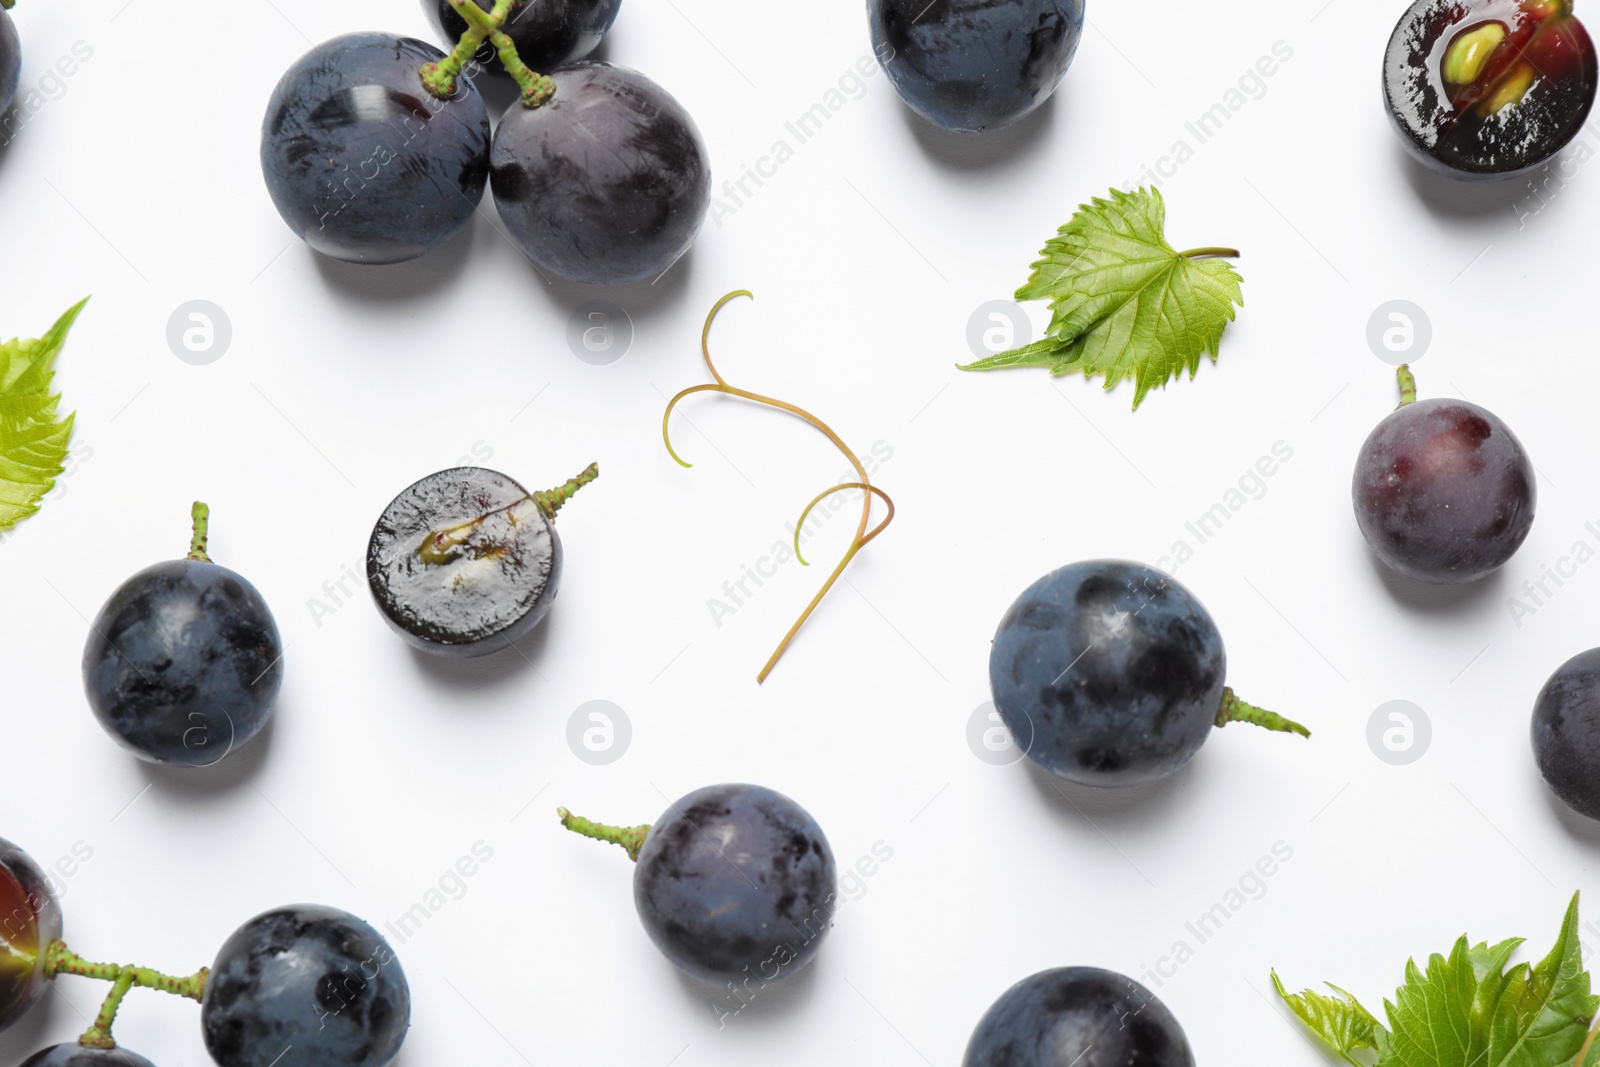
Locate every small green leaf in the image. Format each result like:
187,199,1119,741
1273,970,1385,1066
957,336,1070,372
0,298,88,533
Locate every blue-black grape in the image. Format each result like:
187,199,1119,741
83,558,283,767
1353,396,1534,583
634,784,837,984
261,33,490,264
201,905,409,1067
20,1048,157,1067
868,0,1085,132
0,837,62,1033
422,0,621,74
964,968,1195,1067
490,62,710,284
0,8,19,114
1532,648,1600,820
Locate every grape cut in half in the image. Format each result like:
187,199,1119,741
1384,0,1598,178
1532,647,1600,819
422,0,621,74
963,967,1196,1067
0,837,62,1034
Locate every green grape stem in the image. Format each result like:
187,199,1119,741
534,462,600,519
1215,686,1310,739
186,501,212,562
419,0,556,107
1178,247,1240,260
557,806,650,862
417,463,598,565
44,940,208,1050
1397,363,1418,406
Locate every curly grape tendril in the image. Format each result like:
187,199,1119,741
420,0,556,107
43,941,208,1050
556,807,650,861
661,290,896,684
417,463,598,566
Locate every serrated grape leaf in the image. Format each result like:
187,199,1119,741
0,298,87,532
1276,894,1600,1067
1273,970,1386,1066
958,187,1243,409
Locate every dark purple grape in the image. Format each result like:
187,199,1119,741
260,33,490,264
201,905,409,1067
0,837,62,1034
490,62,710,284
964,968,1195,1067
1532,648,1600,819
20,1047,157,1067
868,0,1085,132
1353,390,1535,584
1,8,19,114
422,0,621,74
633,784,837,984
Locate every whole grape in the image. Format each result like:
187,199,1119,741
964,968,1195,1067
868,0,1085,132
490,62,710,284
1532,648,1600,820
422,0,621,73
201,905,409,1067
0,8,19,114
261,33,490,264
83,553,283,768
634,784,837,983
20,1048,158,1067
0,838,62,1033
1353,395,1534,583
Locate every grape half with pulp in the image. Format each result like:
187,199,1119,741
988,560,1308,787
261,33,490,264
1532,648,1600,820
490,62,710,284
0,837,62,1033
20,1049,157,1067
422,0,621,74
1,8,19,114
868,0,1085,132
201,904,409,1067
963,967,1195,1067
1353,365,1534,583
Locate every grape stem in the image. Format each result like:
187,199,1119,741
43,940,208,1050
1178,247,1240,260
1572,1013,1600,1067
557,806,650,862
417,463,598,566
661,291,896,684
1215,686,1311,739
1396,363,1418,407
419,0,556,108
186,501,212,563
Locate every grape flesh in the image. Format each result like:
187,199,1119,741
260,33,490,264
0,9,19,114
20,1048,157,1067
1353,398,1535,583
964,968,1195,1067
989,560,1225,787
423,0,621,74
0,838,61,1033
1532,648,1600,820
868,0,1085,132
201,905,409,1067
634,784,838,984
490,62,710,285
82,560,283,767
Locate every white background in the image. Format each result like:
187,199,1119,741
3,0,1600,1064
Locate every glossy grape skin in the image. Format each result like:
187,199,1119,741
490,62,710,285
82,560,283,767
423,0,621,74
201,905,409,1067
868,0,1085,132
0,8,19,114
0,838,62,1034
367,467,561,656
989,560,1225,787
964,968,1195,1067
1353,398,1535,584
1532,648,1600,820
634,784,838,984
21,1047,158,1067
261,33,490,264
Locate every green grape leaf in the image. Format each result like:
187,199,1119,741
1275,894,1600,1067
958,187,1243,409
0,298,88,532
